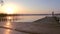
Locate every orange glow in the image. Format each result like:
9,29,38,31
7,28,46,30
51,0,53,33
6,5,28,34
7,16,12,20
4,16,13,27
6,22,10,26
4,29,10,34
2,3,19,14
5,21,11,27
4,16,13,28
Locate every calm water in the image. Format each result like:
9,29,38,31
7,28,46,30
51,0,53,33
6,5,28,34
0,16,45,34
13,16,45,22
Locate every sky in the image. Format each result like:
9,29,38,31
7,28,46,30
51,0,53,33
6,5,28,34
1,0,60,14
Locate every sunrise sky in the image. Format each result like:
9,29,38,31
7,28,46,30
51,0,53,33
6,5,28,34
0,0,60,14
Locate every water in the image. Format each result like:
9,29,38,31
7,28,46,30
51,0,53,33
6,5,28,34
0,16,45,34
13,16,45,22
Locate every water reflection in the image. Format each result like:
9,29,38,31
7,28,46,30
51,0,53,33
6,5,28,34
4,16,12,34
4,21,12,28
4,29,11,34
7,16,13,21
0,16,46,34
4,16,13,28
7,16,12,20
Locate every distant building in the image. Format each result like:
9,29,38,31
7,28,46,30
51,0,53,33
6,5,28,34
52,11,55,17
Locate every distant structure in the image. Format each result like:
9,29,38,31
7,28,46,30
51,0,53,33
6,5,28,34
52,11,55,17
52,11,60,24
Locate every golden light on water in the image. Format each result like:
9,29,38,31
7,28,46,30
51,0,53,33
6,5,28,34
4,16,13,34
4,29,10,34
4,21,11,34
5,21,11,27
7,16,12,20
6,21,10,27
4,16,12,28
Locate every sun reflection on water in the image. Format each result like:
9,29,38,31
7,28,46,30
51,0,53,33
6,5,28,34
4,16,13,34
5,21,11,27
4,16,13,28
4,29,11,34
7,16,13,20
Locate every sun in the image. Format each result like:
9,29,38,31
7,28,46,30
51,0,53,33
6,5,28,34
4,6,14,14
2,3,19,14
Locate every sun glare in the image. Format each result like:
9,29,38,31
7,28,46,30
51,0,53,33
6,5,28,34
5,6,14,14
2,3,19,14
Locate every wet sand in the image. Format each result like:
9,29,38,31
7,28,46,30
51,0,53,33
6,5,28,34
0,21,60,34
14,22,60,34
